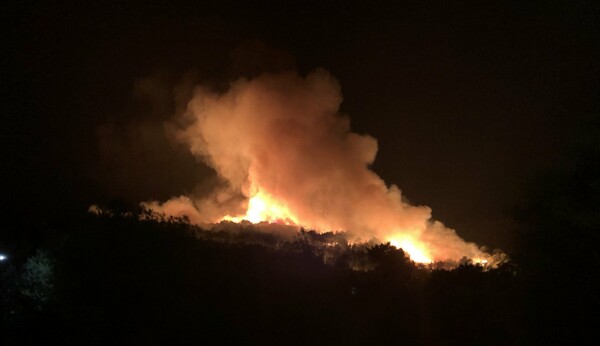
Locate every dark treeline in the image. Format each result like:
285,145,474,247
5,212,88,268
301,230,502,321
1,212,520,345
2,118,600,345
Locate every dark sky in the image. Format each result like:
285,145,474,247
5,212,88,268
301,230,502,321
4,1,599,252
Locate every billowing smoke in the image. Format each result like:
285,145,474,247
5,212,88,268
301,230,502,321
145,69,489,262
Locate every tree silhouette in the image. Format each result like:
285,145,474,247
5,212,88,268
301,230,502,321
0,210,525,345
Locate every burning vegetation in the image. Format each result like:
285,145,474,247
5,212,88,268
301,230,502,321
90,205,508,270
142,69,503,265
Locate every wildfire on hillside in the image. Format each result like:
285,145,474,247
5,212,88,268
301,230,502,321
138,69,499,265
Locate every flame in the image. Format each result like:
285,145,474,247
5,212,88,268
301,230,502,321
144,70,495,265
223,191,299,225
224,194,434,263
388,236,433,263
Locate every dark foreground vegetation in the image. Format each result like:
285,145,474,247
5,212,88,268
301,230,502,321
1,211,520,346
4,125,598,346
3,127,600,345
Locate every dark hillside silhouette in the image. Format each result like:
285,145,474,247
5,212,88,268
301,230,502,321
2,212,518,345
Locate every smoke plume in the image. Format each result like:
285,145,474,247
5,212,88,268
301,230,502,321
146,69,489,262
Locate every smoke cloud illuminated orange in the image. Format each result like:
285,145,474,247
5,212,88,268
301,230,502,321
145,69,492,263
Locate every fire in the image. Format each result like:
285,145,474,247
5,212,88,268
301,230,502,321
223,192,435,263
388,236,433,263
223,191,299,225
143,69,495,265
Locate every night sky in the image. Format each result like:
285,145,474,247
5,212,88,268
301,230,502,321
5,1,599,253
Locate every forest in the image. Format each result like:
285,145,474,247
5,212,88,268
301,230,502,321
1,209,518,345
2,166,598,346
2,117,599,345
3,2,599,344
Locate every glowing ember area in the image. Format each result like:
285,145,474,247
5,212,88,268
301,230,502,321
222,192,435,263
223,191,298,225
221,192,435,263
388,236,433,263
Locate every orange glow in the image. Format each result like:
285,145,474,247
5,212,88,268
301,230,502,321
388,236,433,263
223,191,299,225
144,70,495,265
223,193,437,263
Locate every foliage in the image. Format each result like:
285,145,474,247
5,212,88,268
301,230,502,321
18,250,54,310
1,212,522,345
